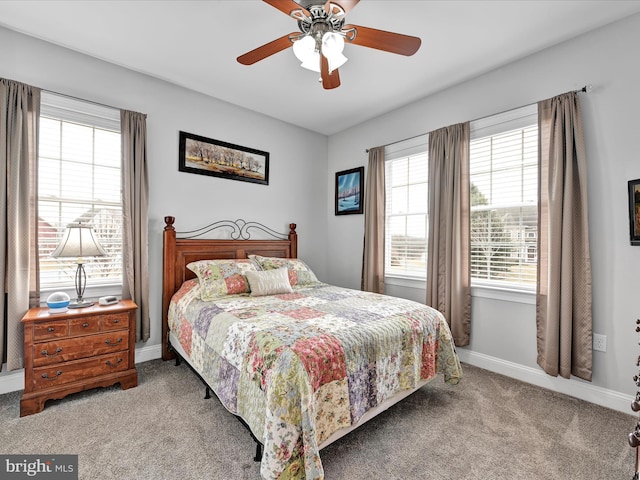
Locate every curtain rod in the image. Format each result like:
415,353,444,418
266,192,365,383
365,84,592,153
42,88,147,117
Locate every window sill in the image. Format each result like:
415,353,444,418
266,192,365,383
471,284,535,304
384,275,425,289
39,284,122,306
384,276,535,305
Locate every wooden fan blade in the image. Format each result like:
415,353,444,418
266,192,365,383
263,0,309,17
237,33,298,65
343,24,421,56
325,0,360,16
321,55,341,89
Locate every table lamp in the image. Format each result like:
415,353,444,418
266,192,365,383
51,222,106,308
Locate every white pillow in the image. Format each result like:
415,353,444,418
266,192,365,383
246,268,293,296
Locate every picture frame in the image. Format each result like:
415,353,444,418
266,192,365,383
178,131,269,185
629,178,640,246
335,166,364,215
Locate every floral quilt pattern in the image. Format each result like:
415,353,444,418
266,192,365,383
168,280,462,480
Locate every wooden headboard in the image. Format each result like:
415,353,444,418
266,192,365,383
161,216,298,360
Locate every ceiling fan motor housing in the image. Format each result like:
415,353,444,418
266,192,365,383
296,3,345,38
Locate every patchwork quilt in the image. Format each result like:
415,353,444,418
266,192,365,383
168,279,462,480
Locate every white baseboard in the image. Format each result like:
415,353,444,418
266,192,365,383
457,348,634,415
134,343,163,364
0,343,163,396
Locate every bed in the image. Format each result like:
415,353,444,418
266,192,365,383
161,216,462,480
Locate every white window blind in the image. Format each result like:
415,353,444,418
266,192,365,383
469,104,538,288
38,92,123,292
384,135,429,279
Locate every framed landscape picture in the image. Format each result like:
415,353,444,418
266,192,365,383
629,178,640,245
178,131,269,185
335,166,364,215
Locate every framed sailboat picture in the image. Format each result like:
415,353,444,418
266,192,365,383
335,167,364,215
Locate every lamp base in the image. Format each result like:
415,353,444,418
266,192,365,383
68,300,94,309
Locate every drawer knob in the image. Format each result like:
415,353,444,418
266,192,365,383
41,347,63,358
113,319,120,324
82,322,89,328
47,327,55,332
105,338,123,346
41,371,62,381
106,358,123,367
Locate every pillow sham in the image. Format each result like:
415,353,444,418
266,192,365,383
246,268,293,296
248,254,320,286
186,259,258,301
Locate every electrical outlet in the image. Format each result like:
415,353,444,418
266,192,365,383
593,333,607,352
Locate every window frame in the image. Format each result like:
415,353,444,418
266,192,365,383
38,92,123,302
469,104,538,294
383,134,429,282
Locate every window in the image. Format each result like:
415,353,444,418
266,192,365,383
469,105,538,288
384,135,429,279
38,92,123,295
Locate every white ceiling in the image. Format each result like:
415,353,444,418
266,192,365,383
1,0,640,135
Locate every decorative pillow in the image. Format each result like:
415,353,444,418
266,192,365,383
248,255,320,286
186,259,258,301
246,268,293,296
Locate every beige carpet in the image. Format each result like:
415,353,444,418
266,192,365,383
0,359,636,479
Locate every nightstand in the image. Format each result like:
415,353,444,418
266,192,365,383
20,299,138,416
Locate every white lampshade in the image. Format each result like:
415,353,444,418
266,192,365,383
321,32,348,72
51,223,106,259
293,35,321,72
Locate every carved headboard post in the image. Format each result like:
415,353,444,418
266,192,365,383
162,216,177,360
289,223,297,258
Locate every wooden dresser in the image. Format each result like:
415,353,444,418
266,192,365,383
20,299,138,416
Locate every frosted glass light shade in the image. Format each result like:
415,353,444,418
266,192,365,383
293,32,347,74
322,32,347,71
293,36,321,72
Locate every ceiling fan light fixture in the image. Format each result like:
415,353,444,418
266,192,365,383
321,31,344,55
293,35,316,61
293,35,322,72
238,0,421,89
301,54,321,72
321,31,347,71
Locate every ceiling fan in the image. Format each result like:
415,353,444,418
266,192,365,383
237,0,422,90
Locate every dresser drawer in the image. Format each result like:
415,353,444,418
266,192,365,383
33,331,130,367
32,352,130,391
69,316,101,336
102,313,129,331
33,320,69,341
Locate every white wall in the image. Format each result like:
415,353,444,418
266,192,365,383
0,26,328,357
2,13,639,413
327,13,640,411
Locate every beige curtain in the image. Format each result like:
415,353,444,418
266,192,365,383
361,146,385,293
426,123,471,347
537,92,592,381
0,78,40,371
121,110,150,342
